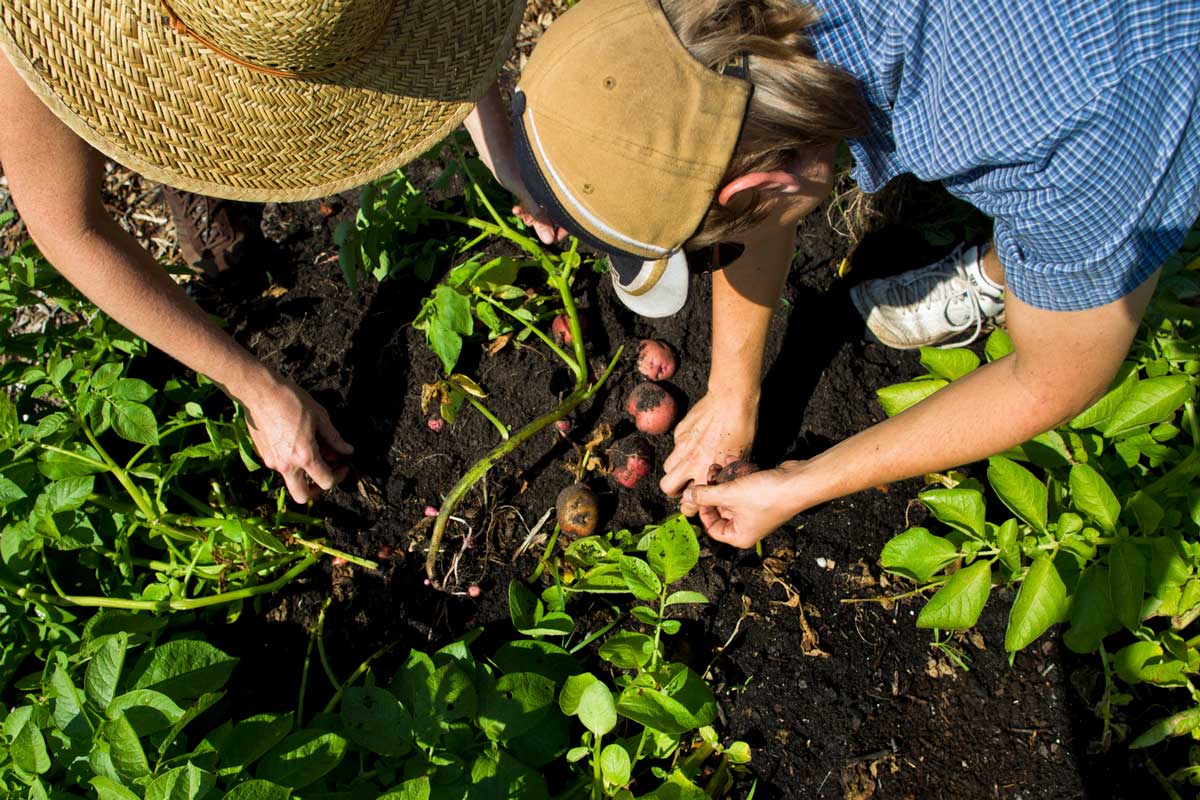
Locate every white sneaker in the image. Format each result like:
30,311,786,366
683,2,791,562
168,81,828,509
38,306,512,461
850,245,1006,350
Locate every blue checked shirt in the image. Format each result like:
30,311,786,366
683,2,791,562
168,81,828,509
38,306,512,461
808,1,1200,311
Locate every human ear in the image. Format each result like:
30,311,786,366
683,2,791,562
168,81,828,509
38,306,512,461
716,170,806,207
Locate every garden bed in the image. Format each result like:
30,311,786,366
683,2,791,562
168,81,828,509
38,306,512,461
180,173,1134,798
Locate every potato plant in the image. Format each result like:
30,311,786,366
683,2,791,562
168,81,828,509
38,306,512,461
0,239,373,691
511,515,753,799
0,518,749,800
872,231,1200,786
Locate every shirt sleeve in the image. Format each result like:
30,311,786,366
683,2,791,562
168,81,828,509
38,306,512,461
991,47,1200,311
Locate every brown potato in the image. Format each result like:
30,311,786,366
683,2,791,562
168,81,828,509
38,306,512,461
556,483,599,537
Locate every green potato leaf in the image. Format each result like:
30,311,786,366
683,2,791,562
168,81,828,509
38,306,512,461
1068,464,1120,533
1004,556,1067,652
1108,539,1147,632
1102,375,1194,437
918,488,986,540
111,400,159,445
126,639,239,703
919,347,980,381
1063,565,1122,654
876,379,948,417
644,515,700,584
880,528,959,583
256,730,349,789
987,457,1048,534
619,556,662,601
598,632,656,670
916,560,992,630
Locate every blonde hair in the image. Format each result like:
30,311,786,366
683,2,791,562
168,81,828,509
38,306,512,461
661,0,867,248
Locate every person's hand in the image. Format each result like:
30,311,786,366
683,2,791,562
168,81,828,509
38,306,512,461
681,460,806,549
661,391,758,514
242,374,354,503
493,163,568,246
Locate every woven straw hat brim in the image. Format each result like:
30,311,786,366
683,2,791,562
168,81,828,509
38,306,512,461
0,1,522,202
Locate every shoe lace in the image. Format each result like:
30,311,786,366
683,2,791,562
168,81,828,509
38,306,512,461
878,246,985,348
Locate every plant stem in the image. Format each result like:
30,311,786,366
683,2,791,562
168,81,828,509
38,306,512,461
314,600,340,689
426,347,622,584
290,534,379,570
526,523,563,583
0,555,316,611
463,393,509,440
650,591,667,670
474,289,578,372
839,578,948,605
297,596,333,729
568,608,625,655
592,733,604,800
322,642,399,714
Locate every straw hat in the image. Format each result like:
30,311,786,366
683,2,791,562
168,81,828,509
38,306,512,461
0,0,523,201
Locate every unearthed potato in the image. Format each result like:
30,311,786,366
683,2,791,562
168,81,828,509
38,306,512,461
556,483,599,537
551,312,590,347
625,382,677,435
709,459,759,484
636,339,678,381
608,436,654,489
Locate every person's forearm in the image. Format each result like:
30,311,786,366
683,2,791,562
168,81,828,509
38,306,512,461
463,82,509,181
793,354,1097,509
707,225,794,397
39,216,278,404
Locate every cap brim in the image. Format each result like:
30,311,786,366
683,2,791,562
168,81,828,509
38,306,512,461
611,250,690,318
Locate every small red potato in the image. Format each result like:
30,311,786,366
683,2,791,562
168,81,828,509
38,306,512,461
427,417,444,433
636,339,678,381
556,483,599,538
551,312,590,347
625,382,677,435
708,459,759,485
608,436,654,489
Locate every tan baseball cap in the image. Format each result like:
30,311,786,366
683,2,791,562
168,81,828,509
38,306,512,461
512,0,751,317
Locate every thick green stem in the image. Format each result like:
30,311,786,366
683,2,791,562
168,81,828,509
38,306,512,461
80,424,156,519
290,534,379,570
0,556,316,611
474,290,578,373
426,347,623,584
463,393,510,441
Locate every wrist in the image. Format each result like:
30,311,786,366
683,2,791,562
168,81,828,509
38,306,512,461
219,357,282,409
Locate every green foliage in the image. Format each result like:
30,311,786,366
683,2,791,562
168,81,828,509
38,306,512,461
0,237,367,695
874,229,1200,784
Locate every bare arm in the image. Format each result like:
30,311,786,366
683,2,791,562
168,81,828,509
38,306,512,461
685,272,1160,547
0,54,350,502
463,83,564,244
662,150,838,504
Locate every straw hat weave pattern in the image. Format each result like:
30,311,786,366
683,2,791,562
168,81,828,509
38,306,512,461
0,0,524,201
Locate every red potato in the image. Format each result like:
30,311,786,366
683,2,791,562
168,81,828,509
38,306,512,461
553,418,572,437
608,436,654,489
708,459,759,484
625,382,677,435
427,417,444,433
551,312,591,347
556,483,599,538
636,339,678,381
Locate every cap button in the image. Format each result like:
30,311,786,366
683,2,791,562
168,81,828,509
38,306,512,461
602,77,617,90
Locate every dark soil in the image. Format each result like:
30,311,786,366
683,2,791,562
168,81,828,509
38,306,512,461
190,170,1155,799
